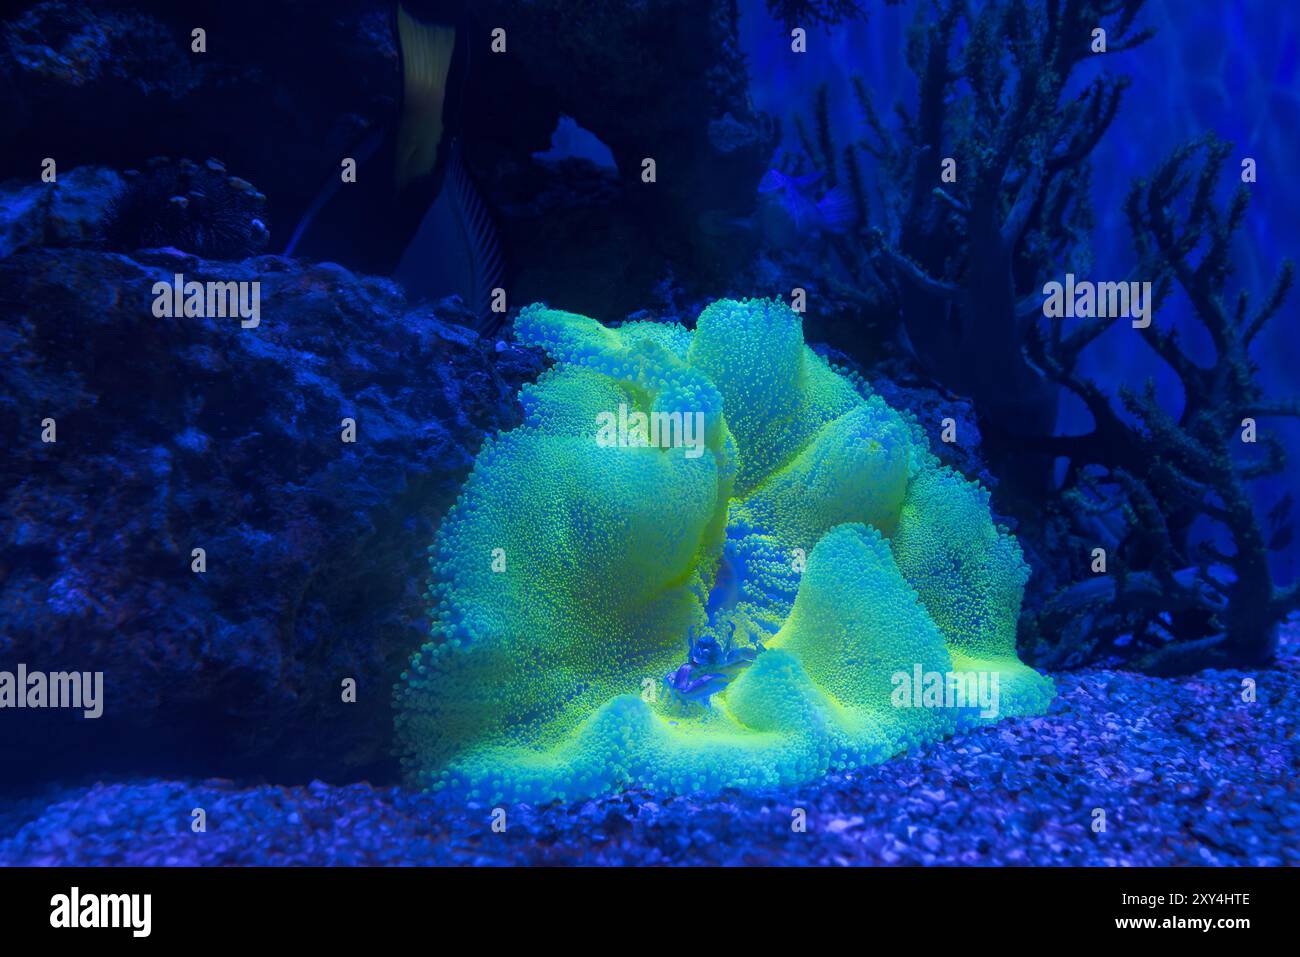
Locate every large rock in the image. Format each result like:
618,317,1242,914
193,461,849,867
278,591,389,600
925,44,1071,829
0,245,540,787
1,0,773,320
0,166,123,258
0,0,394,253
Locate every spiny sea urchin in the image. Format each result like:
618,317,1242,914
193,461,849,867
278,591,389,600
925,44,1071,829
101,156,269,259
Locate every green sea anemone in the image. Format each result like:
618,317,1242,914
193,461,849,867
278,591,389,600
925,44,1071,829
396,298,1054,804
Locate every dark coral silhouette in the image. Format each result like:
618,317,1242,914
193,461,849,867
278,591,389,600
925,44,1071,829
1023,136,1296,672
772,1,1296,672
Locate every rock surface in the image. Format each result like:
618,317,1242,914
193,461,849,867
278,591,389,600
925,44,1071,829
1,0,772,319
0,244,539,784
0,166,123,258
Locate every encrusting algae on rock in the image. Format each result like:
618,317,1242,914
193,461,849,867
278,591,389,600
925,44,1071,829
396,298,1055,804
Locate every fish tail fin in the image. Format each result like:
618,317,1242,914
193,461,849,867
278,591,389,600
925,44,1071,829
817,185,857,233
394,3,460,193
757,169,784,194
283,128,384,257
447,142,504,330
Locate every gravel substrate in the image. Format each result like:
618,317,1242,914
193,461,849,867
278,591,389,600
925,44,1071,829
3,624,1296,866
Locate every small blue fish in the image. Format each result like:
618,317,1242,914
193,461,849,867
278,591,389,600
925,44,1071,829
664,621,764,706
690,632,722,667
758,169,855,235
665,666,732,702
710,645,759,679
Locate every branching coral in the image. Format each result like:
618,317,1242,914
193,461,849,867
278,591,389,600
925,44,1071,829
775,1,1296,673
791,0,1153,454
766,1,1155,414
765,0,881,30
1022,137,1297,672
396,298,1053,803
